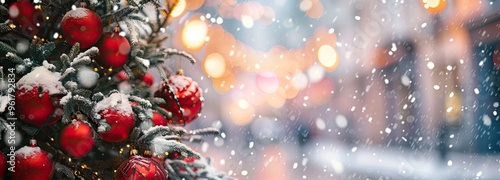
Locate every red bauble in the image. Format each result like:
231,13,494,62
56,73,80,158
60,120,95,158
151,112,167,126
15,87,59,126
114,155,168,180
9,1,44,36
61,8,103,49
115,70,129,81
95,32,131,68
98,109,135,142
142,73,154,86
12,143,53,180
154,75,203,124
0,153,6,179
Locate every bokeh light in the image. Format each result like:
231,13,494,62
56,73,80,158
421,0,447,14
181,18,208,51
317,45,340,71
203,53,227,78
170,0,186,17
256,71,280,93
228,98,254,126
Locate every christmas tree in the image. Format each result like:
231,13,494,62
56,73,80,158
0,0,232,179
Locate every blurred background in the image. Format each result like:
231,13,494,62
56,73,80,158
154,0,500,179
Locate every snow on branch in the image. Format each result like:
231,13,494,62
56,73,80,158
189,127,220,136
125,19,139,46
129,96,152,108
164,48,196,64
150,138,201,158
74,47,99,62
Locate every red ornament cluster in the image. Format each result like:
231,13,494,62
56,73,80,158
60,120,95,158
61,8,103,49
154,75,203,124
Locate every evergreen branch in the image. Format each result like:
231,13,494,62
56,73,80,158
54,163,76,180
42,60,56,71
68,43,81,60
91,92,105,102
101,6,139,24
189,127,220,136
154,107,172,119
122,65,135,79
183,136,204,143
150,138,201,158
148,97,166,105
135,56,150,68
60,67,76,81
70,56,92,67
138,126,173,143
0,20,12,33
162,135,181,141
0,41,17,54
0,6,8,17
164,48,196,64
124,19,139,46
129,95,152,108
5,52,23,64
149,34,169,44
60,54,71,70
75,47,99,61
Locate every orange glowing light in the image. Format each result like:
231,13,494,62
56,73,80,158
181,18,208,51
421,0,447,14
186,0,204,10
317,45,340,71
228,98,254,125
203,53,226,78
169,0,186,17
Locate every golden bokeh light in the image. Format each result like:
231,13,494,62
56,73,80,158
421,0,446,14
181,18,208,51
169,0,186,17
229,98,254,126
203,53,227,78
317,45,340,71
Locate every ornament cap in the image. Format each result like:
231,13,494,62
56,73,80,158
79,2,87,8
144,150,152,157
176,69,184,75
29,139,37,147
130,149,138,156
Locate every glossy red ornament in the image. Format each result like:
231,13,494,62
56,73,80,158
151,112,167,126
60,120,95,158
0,153,6,179
8,1,44,36
61,8,103,49
12,141,53,180
95,32,131,68
98,109,135,142
154,75,203,124
142,73,154,86
114,155,168,180
15,87,59,126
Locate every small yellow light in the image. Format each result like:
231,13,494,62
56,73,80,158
50,138,54,141
68,158,72,162
165,152,169,156
9,24,16,29
46,16,49,20
126,144,130,148
108,68,113,72
93,68,98,71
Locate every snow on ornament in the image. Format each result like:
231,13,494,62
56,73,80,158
12,140,54,180
154,74,203,124
61,8,103,49
15,66,66,126
94,93,135,142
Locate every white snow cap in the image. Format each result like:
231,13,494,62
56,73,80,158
64,8,92,19
169,75,198,93
94,93,133,115
16,146,42,158
17,66,66,95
